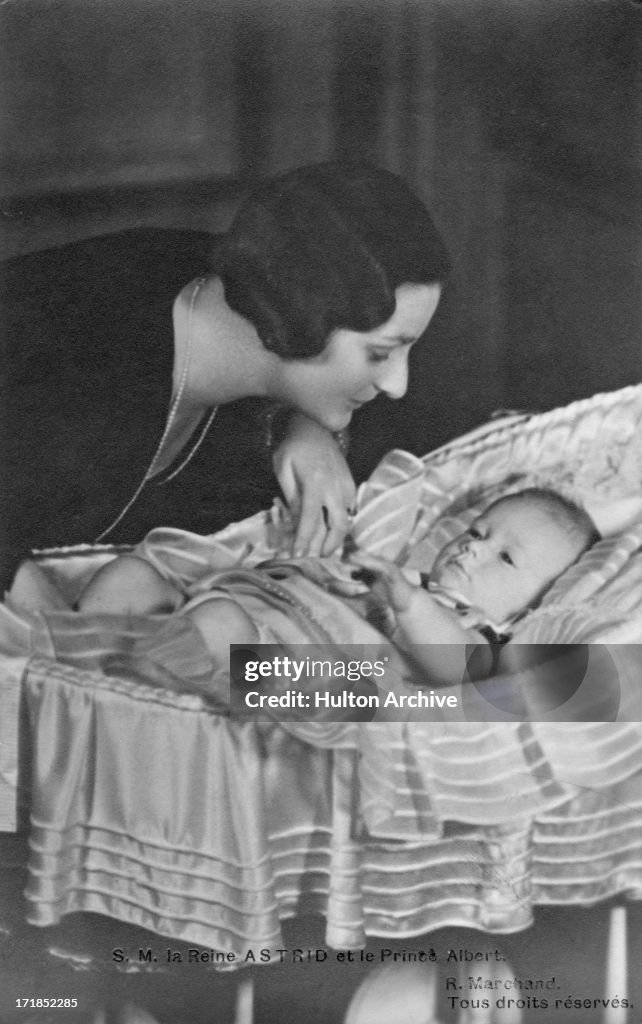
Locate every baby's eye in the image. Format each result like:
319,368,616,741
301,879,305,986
500,551,514,566
468,527,482,540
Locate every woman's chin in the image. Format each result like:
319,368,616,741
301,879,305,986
335,410,353,430
315,408,353,432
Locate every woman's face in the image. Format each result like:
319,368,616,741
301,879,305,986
276,283,441,431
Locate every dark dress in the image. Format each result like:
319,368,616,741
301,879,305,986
1,228,278,589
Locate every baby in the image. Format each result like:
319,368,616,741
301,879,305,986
350,487,599,682
12,487,598,686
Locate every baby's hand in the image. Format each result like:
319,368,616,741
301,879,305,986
348,551,418,614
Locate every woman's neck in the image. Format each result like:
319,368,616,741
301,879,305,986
173,276,276,411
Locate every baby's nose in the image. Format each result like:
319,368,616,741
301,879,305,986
461,536,482,558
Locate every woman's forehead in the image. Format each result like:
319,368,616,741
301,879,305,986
376,282,441,340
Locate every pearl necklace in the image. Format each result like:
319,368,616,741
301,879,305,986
96,277,218,542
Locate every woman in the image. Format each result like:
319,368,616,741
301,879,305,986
2,162,449,589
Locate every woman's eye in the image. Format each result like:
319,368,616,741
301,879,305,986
367,349,391,363
500,551,514,566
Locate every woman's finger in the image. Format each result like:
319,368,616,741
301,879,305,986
273,454,302,520
320,505,352,557
292,498,327,556
302,516,329,557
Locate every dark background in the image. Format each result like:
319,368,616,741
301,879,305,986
0,1,641,1021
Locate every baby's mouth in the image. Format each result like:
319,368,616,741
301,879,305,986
446,557,469,579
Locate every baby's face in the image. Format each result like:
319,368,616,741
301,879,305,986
430,497,585,624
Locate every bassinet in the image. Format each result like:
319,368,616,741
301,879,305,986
1,385,641,962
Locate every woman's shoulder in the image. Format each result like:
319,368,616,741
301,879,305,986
3,227,217,290
3,228,221,351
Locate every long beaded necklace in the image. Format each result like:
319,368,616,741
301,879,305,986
95,277,218,542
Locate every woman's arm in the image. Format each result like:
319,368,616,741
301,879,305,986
273,413,357,556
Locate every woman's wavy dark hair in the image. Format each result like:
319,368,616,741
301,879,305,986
217,162,451,360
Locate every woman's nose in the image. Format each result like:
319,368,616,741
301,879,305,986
375,351,409,400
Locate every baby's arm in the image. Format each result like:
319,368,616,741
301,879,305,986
349,551,486,684
77,555,183,615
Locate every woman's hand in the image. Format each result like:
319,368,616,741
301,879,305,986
273,413,357,556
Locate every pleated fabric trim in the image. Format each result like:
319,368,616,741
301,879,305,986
21,657,642,960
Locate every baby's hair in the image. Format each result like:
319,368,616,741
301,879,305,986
492,487,601,554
